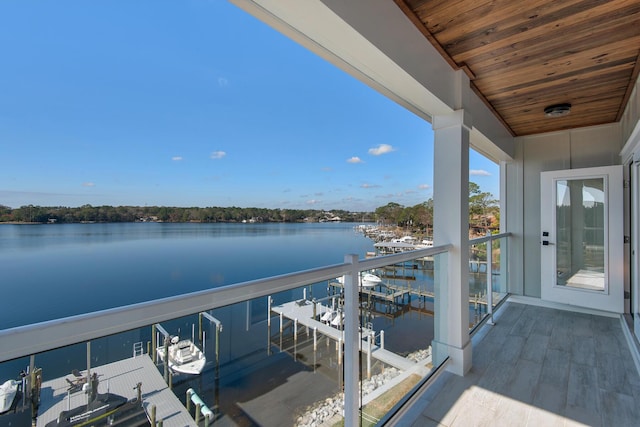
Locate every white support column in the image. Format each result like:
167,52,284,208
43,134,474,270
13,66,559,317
343,254,360,426
433,108,472,376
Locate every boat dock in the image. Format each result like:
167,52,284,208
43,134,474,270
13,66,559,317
328,281,495,309
271,300,416,371
328,281,410,304
36,354,196,427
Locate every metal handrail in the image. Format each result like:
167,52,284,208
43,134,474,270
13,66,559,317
0,244,452,363
468,231,511,245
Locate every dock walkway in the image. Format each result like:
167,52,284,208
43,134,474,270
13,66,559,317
37,354,196,427
272,300,416,371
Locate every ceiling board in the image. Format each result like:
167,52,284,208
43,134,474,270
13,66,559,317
397,0,640,136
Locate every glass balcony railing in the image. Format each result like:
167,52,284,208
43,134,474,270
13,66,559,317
469,232,510,332
0,244,453,426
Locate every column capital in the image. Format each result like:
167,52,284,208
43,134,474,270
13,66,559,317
432,109,473,132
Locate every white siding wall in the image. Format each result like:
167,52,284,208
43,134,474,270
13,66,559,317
507,124,622,297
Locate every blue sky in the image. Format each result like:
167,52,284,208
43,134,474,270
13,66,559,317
0,1,498,211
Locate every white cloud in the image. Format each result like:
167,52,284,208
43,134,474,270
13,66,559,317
211,151,226,160
306,199,320,205
361,183,381,189
470,169,491,176
172,156,183,161
82,182,95,187
347,156,363,164
368,144,396,156
418,184,431,190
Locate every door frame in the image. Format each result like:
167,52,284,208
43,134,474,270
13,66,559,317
632,157,640,336
540,165,624,313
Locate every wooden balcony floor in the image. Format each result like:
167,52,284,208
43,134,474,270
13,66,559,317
394,301,640,426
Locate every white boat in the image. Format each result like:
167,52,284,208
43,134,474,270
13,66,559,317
320,310,336,323
360,273,382,287
418,239,434,248
0,379,19,414
336,273,382,288
156,336,206,375
330,311,343,326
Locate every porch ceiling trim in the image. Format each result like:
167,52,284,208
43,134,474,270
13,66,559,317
231,0,515,161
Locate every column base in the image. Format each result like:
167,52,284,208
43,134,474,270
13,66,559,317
435,339,472,376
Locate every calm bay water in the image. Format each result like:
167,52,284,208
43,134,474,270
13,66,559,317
1,222,443,426
1,222,376,330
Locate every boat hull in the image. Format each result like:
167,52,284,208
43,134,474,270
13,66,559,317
0,379,18,414
44,393,127,427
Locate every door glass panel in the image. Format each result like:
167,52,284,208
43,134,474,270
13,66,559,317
556,178,605,291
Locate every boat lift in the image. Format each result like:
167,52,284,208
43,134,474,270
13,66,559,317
198,312,223,370
152,323,172,383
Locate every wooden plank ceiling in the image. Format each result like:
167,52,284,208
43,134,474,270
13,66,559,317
395,0,640,136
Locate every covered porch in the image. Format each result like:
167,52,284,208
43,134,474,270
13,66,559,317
232,0,640,425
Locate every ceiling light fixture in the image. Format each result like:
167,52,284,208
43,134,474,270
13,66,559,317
544,103,571,118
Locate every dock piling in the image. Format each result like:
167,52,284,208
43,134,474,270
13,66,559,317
186,389,193,411
367,333,371,379
313,327,317,351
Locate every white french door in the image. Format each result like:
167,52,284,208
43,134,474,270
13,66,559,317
540,166,623,313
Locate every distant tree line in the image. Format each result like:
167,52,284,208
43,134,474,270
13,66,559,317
0,204,373,224
374,182,499,235
0,183,497,228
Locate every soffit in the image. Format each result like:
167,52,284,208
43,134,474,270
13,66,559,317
396,0,640,136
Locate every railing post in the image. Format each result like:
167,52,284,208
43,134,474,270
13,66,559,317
343,254,359,426
486,233,494,325
380,330,385,350
151,325,157,363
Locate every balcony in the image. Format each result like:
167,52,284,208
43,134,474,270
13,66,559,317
0,243,460,426
390,300,640,426
2,229,640,427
